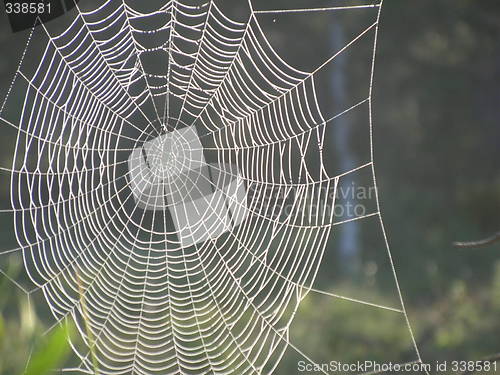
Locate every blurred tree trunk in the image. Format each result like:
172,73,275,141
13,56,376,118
330,17,360,276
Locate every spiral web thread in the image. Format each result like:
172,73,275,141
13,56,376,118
0,0,428,374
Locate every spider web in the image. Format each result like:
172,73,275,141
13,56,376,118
0,0,427,374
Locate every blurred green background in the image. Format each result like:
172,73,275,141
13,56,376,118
0,0,499,374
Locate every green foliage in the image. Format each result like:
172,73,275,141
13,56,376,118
291,293,411,362
0,257,74,375
24,323,75,375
